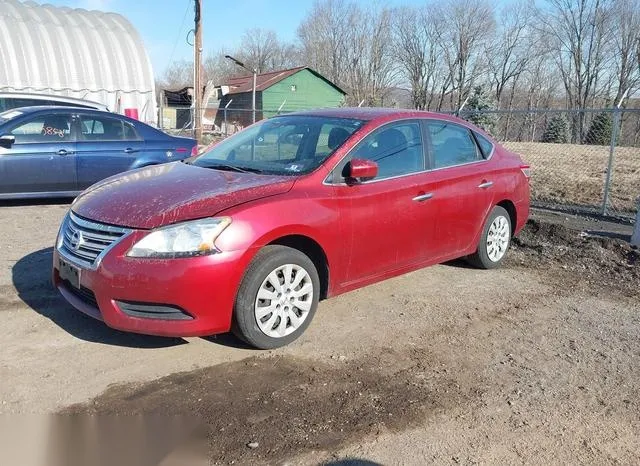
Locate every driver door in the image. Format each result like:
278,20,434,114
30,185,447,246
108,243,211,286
328,120,435,285
0,112,77,196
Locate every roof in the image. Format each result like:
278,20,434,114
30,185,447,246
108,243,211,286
0,0,156,121
220,66,346,96
2,105,117,116
277,107,475,126
281,107,442,120
0,91,108,110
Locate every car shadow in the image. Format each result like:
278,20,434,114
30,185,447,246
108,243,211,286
12,247,186,348
442,258,476,269
201,333,254,349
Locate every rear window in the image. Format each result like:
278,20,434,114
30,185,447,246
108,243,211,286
474,132,494,158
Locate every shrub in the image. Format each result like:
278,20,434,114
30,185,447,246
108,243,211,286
463,86,497,135
584,112,613,145
541,115,569,143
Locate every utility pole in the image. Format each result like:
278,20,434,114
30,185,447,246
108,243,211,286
193,0,203,142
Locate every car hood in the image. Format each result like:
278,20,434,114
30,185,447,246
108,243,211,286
71,162,295,229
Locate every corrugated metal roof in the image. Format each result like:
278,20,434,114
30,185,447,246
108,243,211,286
220,66,347,96
0,0,156,122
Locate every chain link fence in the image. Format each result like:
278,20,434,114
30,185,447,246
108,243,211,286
158,105,639,222
158,106,289,145
458,108,640,221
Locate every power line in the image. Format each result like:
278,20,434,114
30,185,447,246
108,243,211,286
166,0,192,70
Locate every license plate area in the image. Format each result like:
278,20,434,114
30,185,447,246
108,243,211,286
58,257,81,289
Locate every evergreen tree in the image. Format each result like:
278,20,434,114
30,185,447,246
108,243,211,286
584,112,613,145
541,115,569,143
463,86,497,135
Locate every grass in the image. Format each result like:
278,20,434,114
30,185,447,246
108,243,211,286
504,142,640,215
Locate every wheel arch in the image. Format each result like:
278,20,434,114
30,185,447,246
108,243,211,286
496,199,517,235
267,234,330,300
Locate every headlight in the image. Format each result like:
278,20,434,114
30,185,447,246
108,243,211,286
127,217,231,258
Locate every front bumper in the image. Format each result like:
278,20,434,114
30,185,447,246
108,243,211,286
52,230,252,337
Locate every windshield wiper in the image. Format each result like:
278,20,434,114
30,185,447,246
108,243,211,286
200,163,263,174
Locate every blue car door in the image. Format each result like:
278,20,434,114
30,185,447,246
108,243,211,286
75,114,145,190
0,112,77,196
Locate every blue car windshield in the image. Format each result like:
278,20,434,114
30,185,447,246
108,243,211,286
192,115,364,175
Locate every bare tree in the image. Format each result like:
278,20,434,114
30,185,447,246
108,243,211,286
487,1,533,109
538,0,613,140
432,0,496,111
392,6,441,109
238,28,283,73
297,0,355,85
611,0,640,105
297,0,396,105
157,59,193,91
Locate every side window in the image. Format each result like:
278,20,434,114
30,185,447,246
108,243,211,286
348,121,424,179
316,123,356,158
80,116,137,141
427,121,481,169
123,122,139,140
474,132,494,159
9,113,73,143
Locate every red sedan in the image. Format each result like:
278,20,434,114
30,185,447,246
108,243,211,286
53,108,530,349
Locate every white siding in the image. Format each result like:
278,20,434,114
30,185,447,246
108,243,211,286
0,0,157,123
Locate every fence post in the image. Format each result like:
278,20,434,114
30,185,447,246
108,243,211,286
602,108,621,215
632,199,640,246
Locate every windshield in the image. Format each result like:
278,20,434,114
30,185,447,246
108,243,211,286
192,115,364,175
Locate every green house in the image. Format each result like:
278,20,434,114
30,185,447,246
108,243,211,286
215,66,346,128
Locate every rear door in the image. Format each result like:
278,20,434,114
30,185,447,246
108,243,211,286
75,114,145,189
0,112,77,196
423,119,496,257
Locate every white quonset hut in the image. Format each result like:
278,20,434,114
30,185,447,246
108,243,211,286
0,0,156,123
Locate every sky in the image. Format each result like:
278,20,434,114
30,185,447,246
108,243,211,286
42,0,429,77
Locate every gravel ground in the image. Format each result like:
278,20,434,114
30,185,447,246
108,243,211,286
0,202,638,465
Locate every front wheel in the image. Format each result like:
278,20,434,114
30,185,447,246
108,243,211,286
232,245,320,349
467,206,512,269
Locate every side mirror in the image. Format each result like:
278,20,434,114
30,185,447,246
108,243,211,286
344,158,378,181
0,135,15,149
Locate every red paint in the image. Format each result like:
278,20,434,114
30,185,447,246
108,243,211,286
124,108,139,120
55,109,530,338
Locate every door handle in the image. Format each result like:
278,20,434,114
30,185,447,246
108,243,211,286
123,148,138,154
412,193,434,202
57,149,74,156
478,181,494,189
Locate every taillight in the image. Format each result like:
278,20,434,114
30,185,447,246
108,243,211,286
191,145,198,156
175,147,188,154
520,164,531,178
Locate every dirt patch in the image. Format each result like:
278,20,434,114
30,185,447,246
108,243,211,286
510,219,639,295
62,352,476,465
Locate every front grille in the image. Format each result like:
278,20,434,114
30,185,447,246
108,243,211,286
62,280,99,309
59,212,130,267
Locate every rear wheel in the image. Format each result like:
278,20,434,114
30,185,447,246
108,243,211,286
468,206,512,269
232,245,320,349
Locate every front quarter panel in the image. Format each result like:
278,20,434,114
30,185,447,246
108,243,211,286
214,179,345,295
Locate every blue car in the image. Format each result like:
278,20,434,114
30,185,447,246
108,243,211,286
0,106,197,199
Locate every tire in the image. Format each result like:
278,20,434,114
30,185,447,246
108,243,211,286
232,245,320,349
467,206,512,270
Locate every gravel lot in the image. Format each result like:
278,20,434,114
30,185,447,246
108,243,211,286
0,201,638,465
